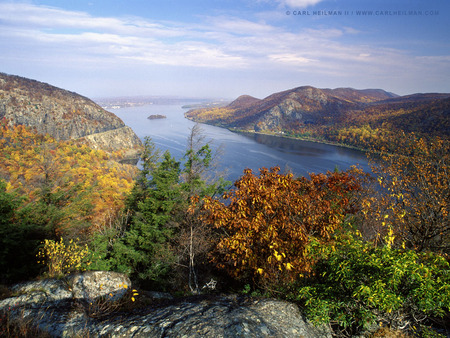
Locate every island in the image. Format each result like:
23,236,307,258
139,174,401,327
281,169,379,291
147,114,167,120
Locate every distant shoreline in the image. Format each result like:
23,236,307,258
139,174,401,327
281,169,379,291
185,116,369,153
233,129,369,152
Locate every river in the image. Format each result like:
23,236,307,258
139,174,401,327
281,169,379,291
113,104,370,182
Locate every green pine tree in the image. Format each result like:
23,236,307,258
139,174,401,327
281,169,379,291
93,148,182,289
0,180,47,283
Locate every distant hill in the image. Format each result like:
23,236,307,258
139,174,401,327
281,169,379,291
185,86,398,130
0,73,143,162
185,85,449,151
227,95,261,109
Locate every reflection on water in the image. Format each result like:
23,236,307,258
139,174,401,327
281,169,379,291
112,104,370,182
239,132,327,157
241,132,368,162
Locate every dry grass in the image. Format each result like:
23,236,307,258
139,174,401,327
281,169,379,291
0,307,51,338
370,327,412,337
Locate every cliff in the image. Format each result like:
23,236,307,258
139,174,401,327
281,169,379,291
0,73,143,162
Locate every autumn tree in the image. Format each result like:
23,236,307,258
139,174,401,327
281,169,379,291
0,122,137,281
195,167,361,290
361,136,449,254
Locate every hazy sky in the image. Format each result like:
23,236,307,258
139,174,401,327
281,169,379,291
1,0,449,99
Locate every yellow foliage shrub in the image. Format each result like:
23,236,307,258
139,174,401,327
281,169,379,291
37,237,91,277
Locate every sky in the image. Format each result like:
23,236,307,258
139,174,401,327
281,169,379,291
0,0,449,100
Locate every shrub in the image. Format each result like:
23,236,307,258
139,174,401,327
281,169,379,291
37,237,91,277
75,284,139,319
0,306,51,338
294,231,450,336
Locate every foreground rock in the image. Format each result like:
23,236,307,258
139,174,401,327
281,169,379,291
0,272,332,337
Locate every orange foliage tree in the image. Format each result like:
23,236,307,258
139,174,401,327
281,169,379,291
195,167,361,289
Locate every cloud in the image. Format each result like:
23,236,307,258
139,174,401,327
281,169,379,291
0,2,418,74
415,55,450,63
0,3,117,30
205,16,276,35
268,53,316,64
0,3,185,38
0,2,447,97
0,2,421,75
279,0,325,8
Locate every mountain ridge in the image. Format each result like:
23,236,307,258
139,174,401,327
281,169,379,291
185,85,449,151
185,85,399,130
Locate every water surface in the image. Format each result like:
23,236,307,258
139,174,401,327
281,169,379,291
113,104,370,182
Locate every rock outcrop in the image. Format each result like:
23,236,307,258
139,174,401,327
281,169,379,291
0,272,332,337
81,126,143,163
0,73,143,162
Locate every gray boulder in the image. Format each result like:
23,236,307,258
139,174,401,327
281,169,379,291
70,271,131,301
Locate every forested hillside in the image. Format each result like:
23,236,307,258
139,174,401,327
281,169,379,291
185,86,449,153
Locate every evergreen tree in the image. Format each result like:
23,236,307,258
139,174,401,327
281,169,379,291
0,180,47,283
119,151,181,283
177,124,231,293
92,148,182,289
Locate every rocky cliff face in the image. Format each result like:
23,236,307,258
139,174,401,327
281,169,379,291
82,126,143,162
252,87,348,131
0,73,142,162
